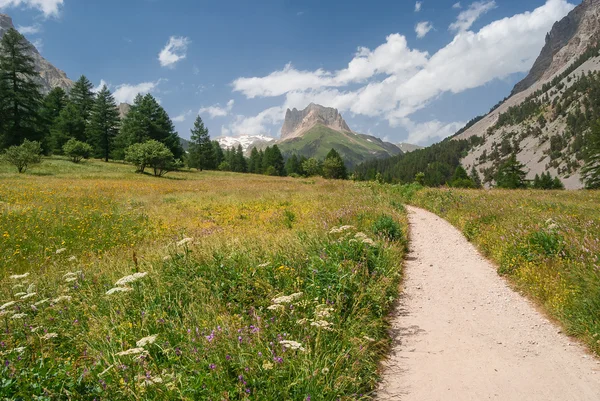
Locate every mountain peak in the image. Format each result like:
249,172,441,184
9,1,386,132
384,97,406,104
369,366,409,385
281,103,351,141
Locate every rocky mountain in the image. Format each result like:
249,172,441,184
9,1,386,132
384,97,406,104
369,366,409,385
0,13,73,93
118,103,131,119
397,143,424,153
217,135,276,153
456,0,600,189
277,104,401,166
281,103,352,140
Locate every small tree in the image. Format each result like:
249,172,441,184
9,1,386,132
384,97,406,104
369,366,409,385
302,157,322,177
414,172,425,185
322,149,347,179
470,166,482,188
62,138,92,163
450,165,474,188
581,120,600,189
125,140,176,177
3,140,42,173
495,154,528,189
187,116,213,171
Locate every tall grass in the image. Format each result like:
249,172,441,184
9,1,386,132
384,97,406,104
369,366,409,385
0,159,407,400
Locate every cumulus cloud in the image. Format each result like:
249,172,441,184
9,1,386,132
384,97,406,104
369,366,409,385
113,81,161,104
415,1,422,12
173,110,192,123
453,2,462,9
199,99,235,118
0,0,63,17
92,79,109,94
230,0,574,142
158,36,190,68
16,24,41,35
398,118,466,144
221,106,285,137
415,21,433,38
449,0,496,32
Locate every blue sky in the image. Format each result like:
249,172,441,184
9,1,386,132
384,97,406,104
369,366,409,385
1,0,576,144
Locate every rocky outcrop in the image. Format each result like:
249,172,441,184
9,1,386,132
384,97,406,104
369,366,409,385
118,103,131,119
280,103,351,140
0,13,73,93
512,0,600,95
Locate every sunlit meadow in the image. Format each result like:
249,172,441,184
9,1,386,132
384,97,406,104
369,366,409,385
0,158,407,400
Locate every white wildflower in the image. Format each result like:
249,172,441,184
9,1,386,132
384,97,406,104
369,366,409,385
116,347,146,356
279,340,306,352
257,262,270,268
34,299,49,306
26,283,35,293
163,255,171,261
55,248,67,254
12,284,24,290
52,295,72,303
315,305,334,319
296,318,308,325
363,335,375,342
12,346,26,354
65,277,78,283
267,304,285,311
11,313,27,319
0,301,17,311
63,271,81,278
355,232,376,246
68,256,77,262
329,225,355,234
41,332,58,340
31,326,42,333
176,237,194,247
262,361,274,370
106,287,133,295
115,272,148,286
9,273,30,280
272,292,303,304
14,292,27,297
311,320,333,330
136,334,158,347
321,367,330,374
138,376,163,386
20,293,36,300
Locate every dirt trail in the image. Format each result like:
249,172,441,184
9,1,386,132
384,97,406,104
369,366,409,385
376,206,600,401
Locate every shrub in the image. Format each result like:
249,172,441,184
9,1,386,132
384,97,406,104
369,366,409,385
125,140,175,176
2,140,42,173
372,214,403,242
62,138,92,163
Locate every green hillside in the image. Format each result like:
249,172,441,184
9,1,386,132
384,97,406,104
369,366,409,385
277,124,401,166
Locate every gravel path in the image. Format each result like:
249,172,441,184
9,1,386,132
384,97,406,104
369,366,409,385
376,206,600,400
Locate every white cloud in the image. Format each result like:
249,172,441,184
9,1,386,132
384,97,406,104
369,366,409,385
199,99,235,118
415,21,433,38
230,0,575,142
221,106,285,137
397,118,466,145
158,36,190,68
16,24,41,35
31,38,43,50
92,80,109,93
0,0,63,17
415,1,422,12
450,0,496,32
453,2,462,9
173,110,192,123
113,81,160,104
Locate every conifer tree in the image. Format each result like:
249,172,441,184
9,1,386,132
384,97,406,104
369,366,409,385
68,75,95,142
187,115,213,170
470,166,482,188
322,148,347,179
212,140,224,168
88,85,120,162
248,147,260,174
0,28,42,149
495,154,528,189
39,87,67,152
285,154,300,176
234,144,247,173
582,120,600,189
50,103,85,153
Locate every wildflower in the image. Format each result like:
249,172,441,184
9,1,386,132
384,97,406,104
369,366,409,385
136,334,158,347
279,340,306,352
56,248,67,254
9,273,29,280
65,277,77,283
14,292,26,297
0,310,13,317
363,336,375,342
106,287,133,295
115,272,148,286
11,347,26,354
115,347,145,356
329,225,355,234
68,256,77,262
34,299,49,306
63,271,81,278
267,304,285,311
262,361,274,370
41,333,58,340
20,293,36,300
315,305,334,319
177,237,194,247
209,363,216,370
310,320,333,330
0,301,16,311
11,313,27,319
355,232,377,246
272,292,303,304
296,318,308,325
52,295,72,303
257,262,270,268
26,283,35,293
163,255,171,261
12,284,24,290
321,367,330,374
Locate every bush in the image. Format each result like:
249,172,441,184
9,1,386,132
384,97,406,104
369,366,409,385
125,140,175,176
62,138,92,163
372,214,403,242
2,140,42,173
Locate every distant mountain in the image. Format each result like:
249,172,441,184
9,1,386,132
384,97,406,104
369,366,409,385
397,143,424,153
455,0,600,189
217,135,276,153
277,104,401,166
0,14,73,93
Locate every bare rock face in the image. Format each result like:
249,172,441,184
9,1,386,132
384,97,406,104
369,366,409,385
118,103,132,119
0,13,73,93
512,0,600,95
280,103,352,140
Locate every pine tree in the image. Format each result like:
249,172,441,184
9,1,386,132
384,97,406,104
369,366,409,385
87,85,120,162
234,145,247,173
211,140,224,168
495,154,528,189
322,148,347,179
68,75,95,142
50,103,85,153
39,87,67,152
582,120,600,189
0,28,42,149
470,166,482,188
285,154,300,176
262,145,285,176
188,115,213,170
248,147,260,174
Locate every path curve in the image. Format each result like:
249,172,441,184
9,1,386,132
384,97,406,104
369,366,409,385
376,206,600,401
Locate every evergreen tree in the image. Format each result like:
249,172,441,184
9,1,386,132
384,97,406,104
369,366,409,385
322,148,347,179
38,87,67,152
470,165,482,188
285,154,301,176
495,154,528,189
87,85,120,162
211,140,224,168
188,116,213,170
248,147,260,174
69,75,95,132
50,103,85,153
262,145,285,176
233,145,247,173
582,120,600,189
0,28,42,149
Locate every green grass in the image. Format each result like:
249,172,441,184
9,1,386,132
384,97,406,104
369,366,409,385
388,185,600,356
0,157,407,400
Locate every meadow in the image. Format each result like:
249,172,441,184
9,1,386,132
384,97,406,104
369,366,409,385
0,158,407,400
391,184,600,356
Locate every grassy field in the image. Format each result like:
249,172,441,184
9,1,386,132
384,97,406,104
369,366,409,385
0,158,407,400
392,184,600,356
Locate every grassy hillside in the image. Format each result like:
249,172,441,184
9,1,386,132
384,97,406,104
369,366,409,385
278,124,400,167
390,185,600,356
0,157,407,400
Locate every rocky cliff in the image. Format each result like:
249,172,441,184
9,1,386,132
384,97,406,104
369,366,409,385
0,13,73,93
280,103,352,140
